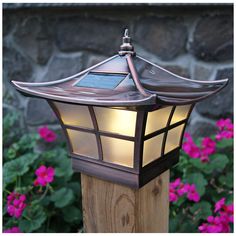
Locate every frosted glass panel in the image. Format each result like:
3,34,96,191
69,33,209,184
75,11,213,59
143,134,164,166
67,129,98,159
54,102,93,128
145,107,172,135
165,124,185,154
94,107,137,136
170,105,191,125
101,136,134,167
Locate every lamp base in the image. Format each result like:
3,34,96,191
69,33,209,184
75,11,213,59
81,170,169,233
72,148,179,188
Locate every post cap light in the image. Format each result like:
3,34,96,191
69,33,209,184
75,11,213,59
12,29,228,188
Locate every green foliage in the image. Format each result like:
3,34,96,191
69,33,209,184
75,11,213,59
19,205,47,232
3,112,83,233
3,153,39,187
170,134,233,233
51,188,74,208
185,173,207,196
190,201,212,221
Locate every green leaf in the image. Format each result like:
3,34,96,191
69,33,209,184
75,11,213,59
185,173,207,196
67,182,81,197
175,196,186,206
219,172,233,188
169,216,180,232
51,188,74,208
208,154,229,172
189,154,228,174
19,205,46,232
54,157,73,178
6,143,20,159
190,201,212,221
216,139,233,149
62,205,82,223
189,158,205,169
3,153,39,186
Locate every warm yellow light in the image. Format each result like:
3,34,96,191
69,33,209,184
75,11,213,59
164,124,185,154
94,107,137,136
54,102,93,128
101,136,134,167
143,134,164,166
145,106,172,135
67,129,99,159
170,105,191,125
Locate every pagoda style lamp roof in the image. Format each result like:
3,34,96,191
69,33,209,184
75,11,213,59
11,29,229,188
11,29,228,109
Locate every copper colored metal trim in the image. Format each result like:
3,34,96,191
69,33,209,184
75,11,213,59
179,104,195,148
64,124,135,141
161,106,176,156
48,100,74,153
126,54,150,97
133,111,147,170
88,106,103,161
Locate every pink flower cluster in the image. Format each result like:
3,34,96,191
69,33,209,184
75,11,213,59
34,165,55,187
7,192,27,218
3,226,21,233
38,126,57,142
169,178,200,203
199,198,233,233
216,118,233,141
182,133,216,163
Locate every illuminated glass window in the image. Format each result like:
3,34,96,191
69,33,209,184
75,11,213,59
54,102,93,128
94,107,137,136
67,129,99,159
164,124,185,154
145,107,172,135
143,134,164,166
170,105,191,125
101,136,134,168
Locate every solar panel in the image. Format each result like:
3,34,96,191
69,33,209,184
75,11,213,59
75,72,127,89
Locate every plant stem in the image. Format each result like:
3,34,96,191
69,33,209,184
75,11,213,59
38,185,49,202
4,189,11,194
18,176,21,188
23,214,32,221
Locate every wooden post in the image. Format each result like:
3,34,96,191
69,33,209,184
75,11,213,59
81,170,169,233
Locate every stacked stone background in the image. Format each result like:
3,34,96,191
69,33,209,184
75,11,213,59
3,3,233,138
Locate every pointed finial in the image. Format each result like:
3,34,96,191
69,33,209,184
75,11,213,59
119,29,135,56
124,29,129,37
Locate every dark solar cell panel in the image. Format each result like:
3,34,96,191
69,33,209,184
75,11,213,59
75,73,126,89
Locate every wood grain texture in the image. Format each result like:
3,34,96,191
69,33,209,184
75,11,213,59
81,170,169,233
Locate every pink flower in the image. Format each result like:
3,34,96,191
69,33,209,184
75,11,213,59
169,187,178,202
216,118,232,130
215,198,225,213
34,165,55,186
186,184,200,202
182,133,201,158
224,204,234,218
201,137,216,155
200,155,209,163
169,179,200,203
38,126,57,142
170,178,181,189
199,200,233,233
176,183,189,196
216,119,233,141
7,192,27,219
3,226,21,233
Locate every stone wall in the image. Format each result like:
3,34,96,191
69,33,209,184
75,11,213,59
3,3,233,138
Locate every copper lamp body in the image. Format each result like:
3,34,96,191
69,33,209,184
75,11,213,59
12,29,228,188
